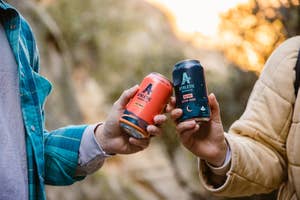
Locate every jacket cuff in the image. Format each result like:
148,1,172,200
198,133,234,194
205,139,231,175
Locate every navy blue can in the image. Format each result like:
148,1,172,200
172,59,210,122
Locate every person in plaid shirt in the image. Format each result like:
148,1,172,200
0,1,167,199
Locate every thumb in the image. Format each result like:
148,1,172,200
208,93,222,123
118,85,139,107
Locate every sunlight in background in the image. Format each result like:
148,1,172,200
146,0,293,72
146,0,249,37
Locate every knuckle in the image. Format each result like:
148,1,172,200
121,90,129,98
151,126,158,131
113,100,119,107
170,112,177,119
176,126,183,133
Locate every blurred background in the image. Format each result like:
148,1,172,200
6,0,300,199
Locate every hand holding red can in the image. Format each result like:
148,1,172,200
120,73,173,138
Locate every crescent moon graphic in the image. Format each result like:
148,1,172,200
186,105,192,112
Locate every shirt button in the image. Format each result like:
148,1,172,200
10,24,16,29
31,125,36,132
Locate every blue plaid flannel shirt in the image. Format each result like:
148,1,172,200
0,1,87,199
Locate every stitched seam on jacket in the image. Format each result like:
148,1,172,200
229,171,277,191
260,79,291,104
291,119,300,124
288,163,300,167
254,130,288,182
261,52,296,103
252,81,292,145
260,50,297,105
252,126,286,145
280,107,293,139
227,135,277,193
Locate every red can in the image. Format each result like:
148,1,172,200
120,73,173,138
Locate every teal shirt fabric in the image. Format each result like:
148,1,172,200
0,1,86,199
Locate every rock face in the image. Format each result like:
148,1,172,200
6,0,83,128
6,0,271,200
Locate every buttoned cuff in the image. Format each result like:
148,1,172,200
76,123,114,175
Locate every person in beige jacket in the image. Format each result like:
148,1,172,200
168,36,300,199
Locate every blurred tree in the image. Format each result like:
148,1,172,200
219,0,300,73
47,0,185,102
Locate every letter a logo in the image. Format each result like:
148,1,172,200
181,72,191,85
142,84,152,95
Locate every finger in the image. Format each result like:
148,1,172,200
153,114,167,126
176,120,197,133
147,125,162,137
179,123,199,144
170,108,183,121
129,137,150,149
117,85,139,107
166,96,176,113
208,93,221,123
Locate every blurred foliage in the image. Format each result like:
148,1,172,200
219,0,300,72
206,65,257,129
47,0,185,103
47,0,257,129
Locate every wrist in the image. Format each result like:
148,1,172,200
207,140,228,167
94,123,114,155
205,142,231,175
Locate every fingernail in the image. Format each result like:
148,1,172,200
147,125,154,132
186,120,196,126
156,115,166,121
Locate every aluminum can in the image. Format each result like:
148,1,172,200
172,59,210,122
120,72,172,138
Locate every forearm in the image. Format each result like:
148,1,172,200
44,124,112,185
199,133,286,197
44,125,87,185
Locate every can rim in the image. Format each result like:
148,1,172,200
119,117,148,137
150,72,173,85
174,59,201,69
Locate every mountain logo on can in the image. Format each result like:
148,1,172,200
172,59,211,122
120,73,172,138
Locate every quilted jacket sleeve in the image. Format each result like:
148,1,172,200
199,36,300,197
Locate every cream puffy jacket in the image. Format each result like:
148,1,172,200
199,36,300,199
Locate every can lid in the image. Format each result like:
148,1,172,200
174,59,201,69
150,72,173,86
